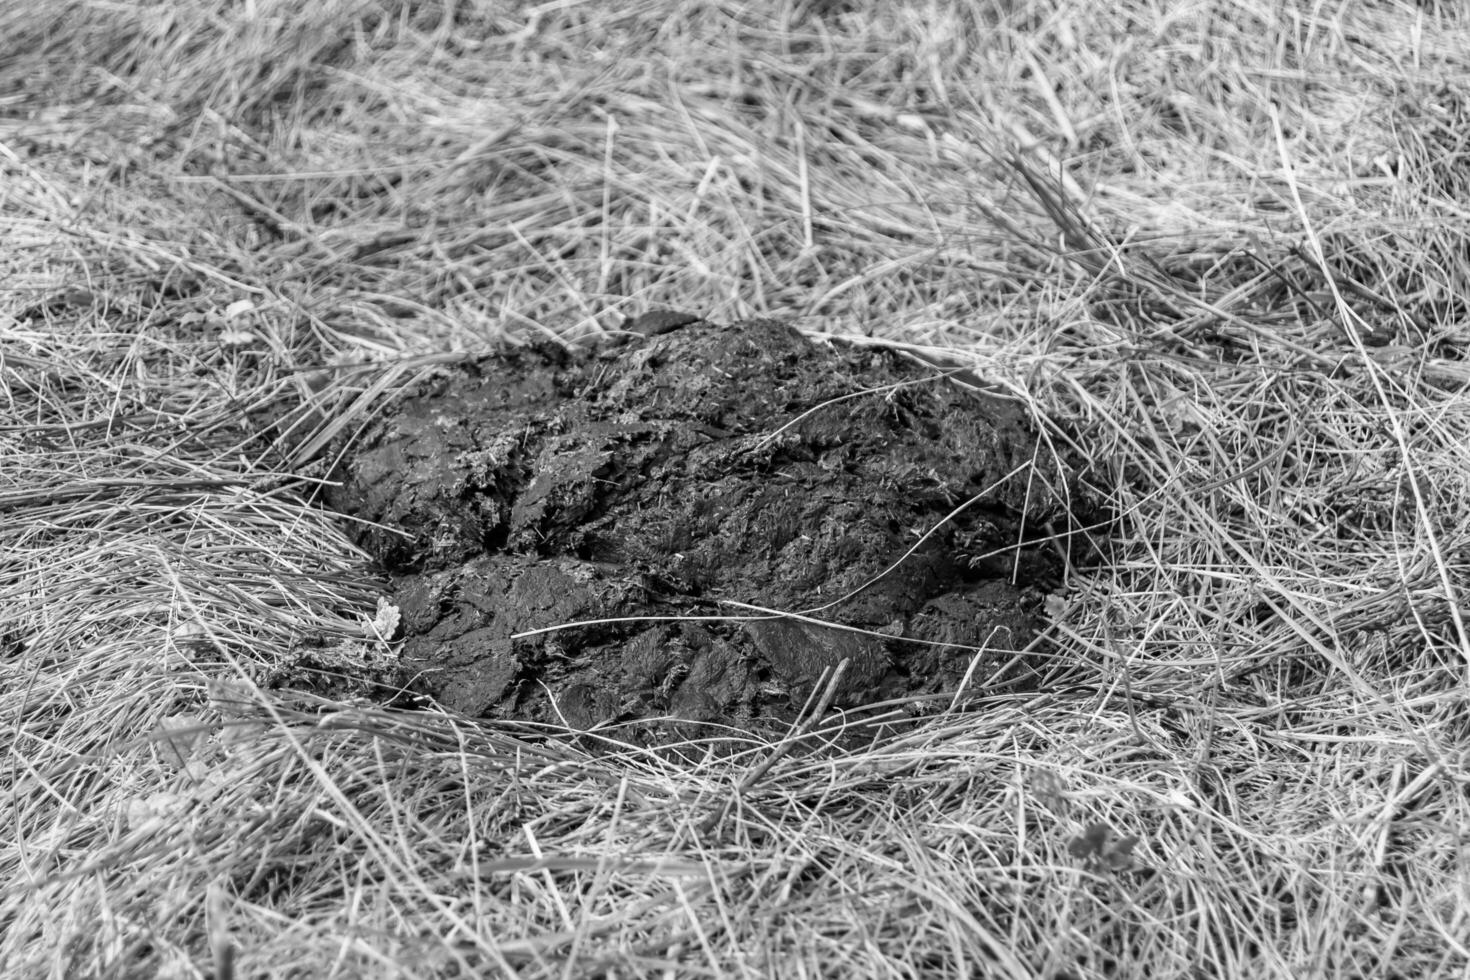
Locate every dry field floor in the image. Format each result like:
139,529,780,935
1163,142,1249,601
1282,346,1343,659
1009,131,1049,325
3,2,1469,978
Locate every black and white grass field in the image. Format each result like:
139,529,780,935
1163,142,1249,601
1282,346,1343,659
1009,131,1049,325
2,2,1468,977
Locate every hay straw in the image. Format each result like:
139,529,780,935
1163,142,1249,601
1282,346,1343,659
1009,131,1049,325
4,1,1469,976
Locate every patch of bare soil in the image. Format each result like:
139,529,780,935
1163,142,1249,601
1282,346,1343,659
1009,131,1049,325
319,319,1101,743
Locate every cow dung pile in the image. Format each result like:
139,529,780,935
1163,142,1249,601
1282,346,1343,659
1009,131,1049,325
314,318,1101,745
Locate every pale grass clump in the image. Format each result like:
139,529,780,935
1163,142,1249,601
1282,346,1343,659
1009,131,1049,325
3,1,1469,978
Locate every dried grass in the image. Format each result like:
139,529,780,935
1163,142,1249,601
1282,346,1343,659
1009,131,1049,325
3,1,1469,977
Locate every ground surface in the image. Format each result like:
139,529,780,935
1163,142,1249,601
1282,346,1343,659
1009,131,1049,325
3,3,1470,979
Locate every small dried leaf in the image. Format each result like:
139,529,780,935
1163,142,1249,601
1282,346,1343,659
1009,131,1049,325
154,713,210,768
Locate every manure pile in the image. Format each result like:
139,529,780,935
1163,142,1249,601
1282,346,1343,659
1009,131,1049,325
318,318,1102,742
